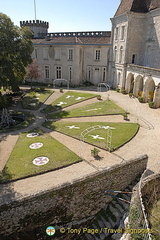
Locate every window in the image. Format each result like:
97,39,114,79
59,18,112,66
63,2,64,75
43,48,49,59
132,54,137,64
44,66,50,79
121,26,125,40
34,48,38,58
87,66,92,81
114,46,117,62
68,66,72,81
68,49,73,60
119,46,123,63
102,67,106,82
95,50,101,60
115,27,119,40
55,48,61,60
56,66,62,79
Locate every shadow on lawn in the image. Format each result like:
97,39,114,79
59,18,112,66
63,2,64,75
0,166,14,183
0,167,21,205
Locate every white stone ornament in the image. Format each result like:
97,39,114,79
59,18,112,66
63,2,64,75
85,108,101,112
33,156,49,166
66,125,80,129
29,142,43,149
33,97,39,100
89,135,105,140
27,133,39,138
29,103,36,106
57,101,67,106
66,95,74,99
101,126,116,130
75,97,85,100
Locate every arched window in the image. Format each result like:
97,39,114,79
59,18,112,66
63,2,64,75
119,46,123,63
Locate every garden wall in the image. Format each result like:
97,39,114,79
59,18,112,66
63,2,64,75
0,155,148,238
128,172,160,239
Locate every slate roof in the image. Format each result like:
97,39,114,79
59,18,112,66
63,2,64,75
32,36,111,45
115,0,160,17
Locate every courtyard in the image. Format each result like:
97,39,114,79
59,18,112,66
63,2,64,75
0,87,160,199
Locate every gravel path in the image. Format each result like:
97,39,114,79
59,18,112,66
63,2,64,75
0,88,160,201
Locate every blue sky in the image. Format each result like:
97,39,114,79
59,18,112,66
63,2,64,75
1,0,121,32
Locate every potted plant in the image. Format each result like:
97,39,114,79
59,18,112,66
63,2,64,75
121,89,127,94
129,93,134,98
148,101,154,108
138,97,144,103
91,148,100,157
97,95,102,100
122,112,128,120
60,88,63,93
116,88,120,93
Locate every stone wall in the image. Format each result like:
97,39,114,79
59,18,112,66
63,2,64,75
0,155,148,238
128,172,160,239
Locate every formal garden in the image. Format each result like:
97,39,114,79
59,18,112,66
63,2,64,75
0,88,140,182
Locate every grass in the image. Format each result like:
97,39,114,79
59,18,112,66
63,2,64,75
149,200,160,239
1,129,81,182
22,88,53,110
42,91,98,114
43,121,139,151
47,100,126,119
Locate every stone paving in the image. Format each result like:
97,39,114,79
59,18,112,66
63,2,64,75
0,87,160,202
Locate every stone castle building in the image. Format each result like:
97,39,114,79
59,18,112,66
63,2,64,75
21,0,160,107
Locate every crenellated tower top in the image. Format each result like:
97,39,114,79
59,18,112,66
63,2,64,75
20,20,49,38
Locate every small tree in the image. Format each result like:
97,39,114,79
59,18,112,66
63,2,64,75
25,59,41,89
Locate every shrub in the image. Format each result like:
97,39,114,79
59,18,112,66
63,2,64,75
91,148,100,157
122,112,128,120
39,86,45,92
121,89,127,94
138,97,144,103
97,95,102,100
148,101,154,108
0,95,13,109
129,93,134,97
116,88,120,92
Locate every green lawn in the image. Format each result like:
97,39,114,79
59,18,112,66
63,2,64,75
22,88,53,110
47,100,126,119
43,121,139,151
1,129,81,182
42,91,98,114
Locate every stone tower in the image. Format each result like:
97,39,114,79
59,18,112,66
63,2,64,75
20,20,49,38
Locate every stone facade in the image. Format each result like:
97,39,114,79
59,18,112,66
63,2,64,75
21,0,160,106
109,1,160,107
30,32,111,86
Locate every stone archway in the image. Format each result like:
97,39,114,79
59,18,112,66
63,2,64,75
133,75,144,97
143,77,155,102
125,73,134,93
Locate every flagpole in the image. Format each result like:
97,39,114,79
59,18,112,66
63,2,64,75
34,0,37,21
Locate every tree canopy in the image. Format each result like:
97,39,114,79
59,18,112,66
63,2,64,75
0,13,33,91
